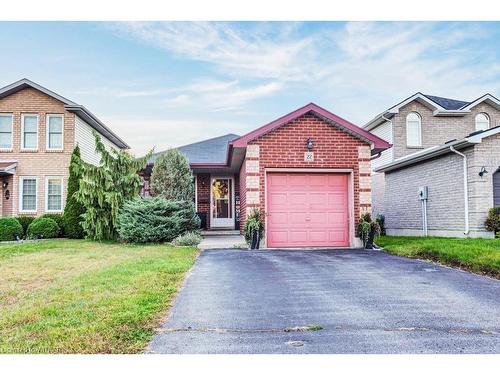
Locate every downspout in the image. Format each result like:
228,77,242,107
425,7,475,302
449,146,470,235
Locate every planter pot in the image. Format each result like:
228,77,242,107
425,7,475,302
364,230,375,249
250,229,260,250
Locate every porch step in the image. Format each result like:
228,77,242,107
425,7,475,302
201,230,240,236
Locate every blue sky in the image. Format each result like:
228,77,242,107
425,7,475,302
0,21,499,155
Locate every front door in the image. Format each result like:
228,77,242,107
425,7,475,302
211,177,234,228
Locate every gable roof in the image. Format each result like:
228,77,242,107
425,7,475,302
149,134,240,165
364,92,500,131
231,102,391,154
375,124,500,173
0,78,129,149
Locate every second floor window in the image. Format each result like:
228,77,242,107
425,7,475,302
475,113,490,132
0,114,13,149
406,112,422,147
46,115,64,150
22,114,39,150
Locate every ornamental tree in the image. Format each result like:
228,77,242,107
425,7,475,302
150,148,194,202
76,131,152,241
63,145,86,238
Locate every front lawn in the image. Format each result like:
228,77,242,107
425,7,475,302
0,240,198,354
376,236,500,278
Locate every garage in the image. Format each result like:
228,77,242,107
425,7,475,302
266,172,350,248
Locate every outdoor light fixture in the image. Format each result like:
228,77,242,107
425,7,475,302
479,166,488,178
306,138,314,150
2,181,7,189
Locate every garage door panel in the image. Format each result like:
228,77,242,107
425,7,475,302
267,172,349,248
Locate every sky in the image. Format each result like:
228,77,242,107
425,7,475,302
0,21,499,155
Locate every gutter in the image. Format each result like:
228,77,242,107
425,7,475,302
449,146,470,235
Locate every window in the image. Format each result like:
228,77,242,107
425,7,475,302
21,114,38,150
406,112,422,147
0,114,13,149
20,177,37,212
46,115,64,150
46,177,63,212
475,113,490,131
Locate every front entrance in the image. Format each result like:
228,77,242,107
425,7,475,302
210,176,235,228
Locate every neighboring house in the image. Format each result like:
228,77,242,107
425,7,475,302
0,78,129,217
143,103,390,248
364,92,500,238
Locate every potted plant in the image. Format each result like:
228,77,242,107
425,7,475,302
357,213,381,249
244,209,264,249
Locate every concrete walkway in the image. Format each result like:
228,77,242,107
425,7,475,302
198,233,247,250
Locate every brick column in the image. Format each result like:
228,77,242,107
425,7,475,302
245,144,260,217
358,145,372,216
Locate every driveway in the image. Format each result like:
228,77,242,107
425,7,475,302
148,249,500,354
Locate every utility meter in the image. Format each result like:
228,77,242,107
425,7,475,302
418,186,428,200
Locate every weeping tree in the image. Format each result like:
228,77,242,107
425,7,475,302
150,148,194,202
76,131,152,241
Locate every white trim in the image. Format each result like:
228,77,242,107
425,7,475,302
45,176,64,213
194,174,198,211
263,168,355,248
474,112,490,132
45,114,64,150
460,94,500,111
0,112,13,150
388,93,446,114
209,175,235,228
21,114,39,150
19,176,38,214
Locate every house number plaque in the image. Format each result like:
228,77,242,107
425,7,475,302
304,152,314,161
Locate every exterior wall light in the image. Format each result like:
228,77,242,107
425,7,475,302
2,181,8,189
306,138,314,150
479,166,488,178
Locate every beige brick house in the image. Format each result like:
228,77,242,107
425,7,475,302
0,79,129,218
364,92,500,238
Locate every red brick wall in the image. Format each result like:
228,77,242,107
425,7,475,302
239,160,247,233
249,113,370,228
196,173,210,229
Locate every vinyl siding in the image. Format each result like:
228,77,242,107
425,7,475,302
74,115,118,165
370,120,393,171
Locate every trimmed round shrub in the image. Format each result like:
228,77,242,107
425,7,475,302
0,218,23,241
16,216,36,237
485,207,500,237
172,231,202,246
27,217,60,239
117,197,200,243
40,214,64,236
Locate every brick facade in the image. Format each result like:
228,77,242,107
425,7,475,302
196,173,211,229
0,88,75,217
237,113,371,239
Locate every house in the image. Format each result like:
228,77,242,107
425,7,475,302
0,78,129,217
143,103,390,248
364,92,500,238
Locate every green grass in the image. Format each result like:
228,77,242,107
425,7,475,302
376,236,500,278
0,239,198,353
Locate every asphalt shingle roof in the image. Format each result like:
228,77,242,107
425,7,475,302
149,133,240,164
423,94,469,110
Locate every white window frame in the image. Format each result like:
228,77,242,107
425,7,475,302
45,176,64,213
19,176,38,214
475,113,490,132
46,114,64,150
0,113,13,150
21,114,39,150
406,112,422,148
194,174,198,211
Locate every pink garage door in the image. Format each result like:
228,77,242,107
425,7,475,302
266,173,349,248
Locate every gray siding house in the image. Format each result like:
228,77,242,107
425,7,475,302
365,93,500,238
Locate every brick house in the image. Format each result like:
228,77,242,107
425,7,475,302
364,93,500,238
143,103,390,248
0,79,129,218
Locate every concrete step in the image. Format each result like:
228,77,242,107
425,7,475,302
201,230,240,237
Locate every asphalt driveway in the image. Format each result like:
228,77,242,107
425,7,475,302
148,249,500,354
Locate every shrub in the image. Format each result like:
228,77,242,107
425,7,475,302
117,197,200,243
376,214,386,236
27,217,60,239
172,231,202,246
16,216,35,237
484,207,500,236
357,213,381,248
244,209,264,246
63,146,86,239
150,148,194,201
0,218,23,241
40,214,64,236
